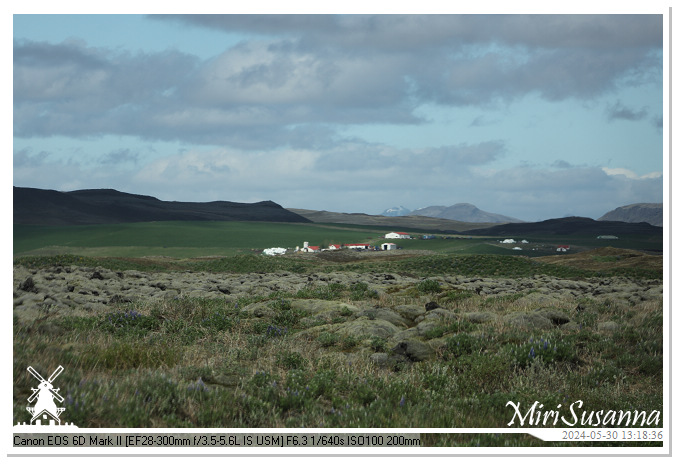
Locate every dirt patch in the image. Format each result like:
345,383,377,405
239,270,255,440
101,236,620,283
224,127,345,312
297,249,435,264
533,247,662,272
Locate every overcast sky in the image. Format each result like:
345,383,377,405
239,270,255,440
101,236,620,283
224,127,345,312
12,8,667,221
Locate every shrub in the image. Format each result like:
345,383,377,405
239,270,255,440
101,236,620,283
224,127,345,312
101,310,160,336
349,282,377,300
509,336,578,369
340,335,359,350
83,340,180,370
276,351,307,370
200,311,234,331
417,279,441,294
370,337,387,352
317,332,340,347
270,299,308,327
445,333,484,358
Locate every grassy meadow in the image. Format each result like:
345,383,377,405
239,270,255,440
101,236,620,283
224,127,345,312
12,221,664,447
14,221,391,257
14,220,662,259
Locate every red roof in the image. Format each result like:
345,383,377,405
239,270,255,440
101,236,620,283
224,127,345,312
345,243,370,247
307,245,320,250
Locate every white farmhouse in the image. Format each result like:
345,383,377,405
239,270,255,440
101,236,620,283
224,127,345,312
385,232,411,239
381,243,398,250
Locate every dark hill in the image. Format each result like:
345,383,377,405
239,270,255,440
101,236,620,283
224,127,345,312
464,216,662,237
14,187,311,225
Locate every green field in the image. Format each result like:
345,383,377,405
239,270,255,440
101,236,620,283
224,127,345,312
14,220,661,259
14,221,394,258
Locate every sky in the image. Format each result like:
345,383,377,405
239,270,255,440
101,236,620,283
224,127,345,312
11,6,668,222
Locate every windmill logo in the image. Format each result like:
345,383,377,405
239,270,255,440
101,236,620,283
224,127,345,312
15,365,77,428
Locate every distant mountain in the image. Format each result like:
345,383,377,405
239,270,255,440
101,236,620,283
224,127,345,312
464,216,662,237
287,208,497,232
381,206,411,217
598,203,662,227
410,203,523,223
14,187,310,225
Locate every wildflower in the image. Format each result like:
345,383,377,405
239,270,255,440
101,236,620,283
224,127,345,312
529,347,536,358
543,340,549,350
399,396,406,407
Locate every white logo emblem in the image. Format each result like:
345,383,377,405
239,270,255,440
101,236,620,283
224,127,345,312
15,365,78,428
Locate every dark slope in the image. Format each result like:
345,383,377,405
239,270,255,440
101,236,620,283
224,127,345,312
598,203,663,227
464,216,662,237
14,187,311,225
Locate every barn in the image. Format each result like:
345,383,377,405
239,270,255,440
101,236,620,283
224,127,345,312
345,243,371,250
381,243,398,250
385,232,411,239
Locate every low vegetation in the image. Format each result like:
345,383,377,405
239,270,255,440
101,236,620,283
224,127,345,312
13,247,663,446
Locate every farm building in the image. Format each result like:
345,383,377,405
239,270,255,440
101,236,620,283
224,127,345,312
328,244,342,250
345,243,371,250
381,243,398,250
500,239,516,244
262,247,287,256
300,242,320,252
556,245,570,252
385,232,411,239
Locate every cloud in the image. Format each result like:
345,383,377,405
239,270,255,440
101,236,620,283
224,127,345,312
152,15,662,51
100,149,139,165
313,140,505,174
551,160,574,169
13,148,49,168
602,167,662,179
606,100,649,122
14,15,662,149
13,39,199,139
652,115,663,129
